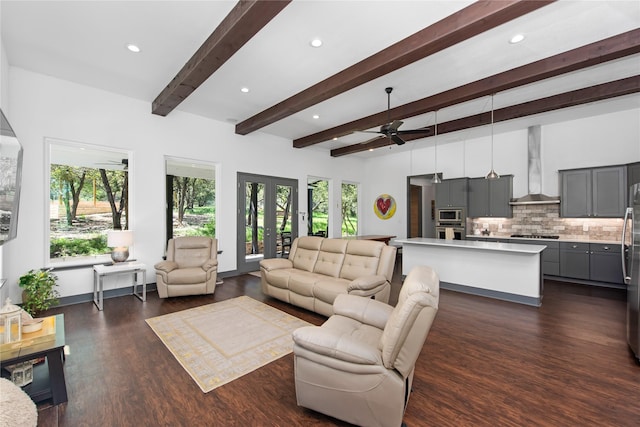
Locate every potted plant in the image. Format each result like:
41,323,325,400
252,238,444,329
18,268,60,316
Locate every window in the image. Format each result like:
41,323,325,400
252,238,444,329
341,182,358,236
47,139,130,265
165,157,217,241
307,178,328,236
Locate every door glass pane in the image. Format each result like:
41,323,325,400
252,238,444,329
341,182,358,236
276,184,293,257
166,158,216,239
308,179,328,236
245,181,265,261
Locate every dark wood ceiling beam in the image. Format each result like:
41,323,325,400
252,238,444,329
301,28,640,149
235,0,554,135
152,0,291,117
330,75,640,157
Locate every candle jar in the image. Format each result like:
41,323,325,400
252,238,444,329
0,297,22,344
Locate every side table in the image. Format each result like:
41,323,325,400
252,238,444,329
93,262,146,311
0,314,67,405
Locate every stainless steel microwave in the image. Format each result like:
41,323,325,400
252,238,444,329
437,208,464,222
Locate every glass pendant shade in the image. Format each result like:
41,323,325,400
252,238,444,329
485,94,500,180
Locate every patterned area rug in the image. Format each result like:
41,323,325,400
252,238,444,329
146,296,310,393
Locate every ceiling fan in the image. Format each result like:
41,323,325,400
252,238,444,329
360,87,431,146
95,158,128,170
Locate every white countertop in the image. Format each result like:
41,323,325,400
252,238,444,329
396,237,546,254
466,235,621,245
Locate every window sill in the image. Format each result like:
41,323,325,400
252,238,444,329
47,254,113,271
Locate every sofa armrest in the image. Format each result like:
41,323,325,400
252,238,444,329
333,294,393,330
202,259,218,271
259,258,293,271
154,260,178,273
347,274,388,294
292,326,382,365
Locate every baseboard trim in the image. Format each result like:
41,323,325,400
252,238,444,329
440,281,542,307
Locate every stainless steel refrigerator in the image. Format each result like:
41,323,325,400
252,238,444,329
623,183,640,361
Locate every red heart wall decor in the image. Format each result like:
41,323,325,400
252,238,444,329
376,197,391,215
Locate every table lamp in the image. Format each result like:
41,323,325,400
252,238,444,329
107,230,133,263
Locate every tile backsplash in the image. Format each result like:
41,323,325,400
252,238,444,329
468,204,624,242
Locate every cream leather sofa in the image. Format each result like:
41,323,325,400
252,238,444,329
292,265,440,427
259,236,396,316
154,236,218,298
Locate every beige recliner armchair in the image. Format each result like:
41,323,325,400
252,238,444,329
154,236,218,298
292,265,440,427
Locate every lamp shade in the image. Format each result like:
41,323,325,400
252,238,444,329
107,230,133,248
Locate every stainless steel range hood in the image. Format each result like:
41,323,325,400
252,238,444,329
509,125,560,206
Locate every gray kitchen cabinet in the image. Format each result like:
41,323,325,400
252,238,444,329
560,165,626,217
589,243,623,284
509,239,560,276
468,175,513,218
435,178,468,208
559,242,590,280
628,161,640,187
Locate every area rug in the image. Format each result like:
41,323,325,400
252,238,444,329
146,296,310,393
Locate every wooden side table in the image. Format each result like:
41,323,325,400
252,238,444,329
93,262,146,311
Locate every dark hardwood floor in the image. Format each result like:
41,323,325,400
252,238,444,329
34,268,640,427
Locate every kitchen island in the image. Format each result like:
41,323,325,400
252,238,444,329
396,238,546,306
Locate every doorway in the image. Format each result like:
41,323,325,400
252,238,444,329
407,175,437,238
237,172,298,273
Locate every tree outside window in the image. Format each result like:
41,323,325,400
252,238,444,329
48,141,129,263
341,182,358,236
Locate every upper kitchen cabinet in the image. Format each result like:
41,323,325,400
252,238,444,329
435,178,468,209
468,175,513,218
560,165,627,217
628,162,640,187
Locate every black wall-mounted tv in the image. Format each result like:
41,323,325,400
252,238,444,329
0,108,23,245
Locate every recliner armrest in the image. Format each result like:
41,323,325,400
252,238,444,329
154,260,178,273
259,258,293,271
202,259,218,271
292,326,382,365
333,294,393,330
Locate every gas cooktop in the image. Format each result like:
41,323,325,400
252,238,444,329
510,234,560,239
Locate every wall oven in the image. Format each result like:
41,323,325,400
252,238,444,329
436,226,465,240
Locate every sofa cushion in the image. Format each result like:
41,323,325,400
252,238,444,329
313,239,348,277
289,272,322,297
340,240,384,280
291,237,323,272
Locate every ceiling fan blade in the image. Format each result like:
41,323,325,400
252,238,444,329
388,120,403,132
391,134,406,145
396,128,432,135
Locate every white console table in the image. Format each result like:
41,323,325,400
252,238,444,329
93,262,146,311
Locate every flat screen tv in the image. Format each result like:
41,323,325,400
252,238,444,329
0,108,23,245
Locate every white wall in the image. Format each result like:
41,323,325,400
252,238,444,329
362,110,640,241
3,67,365,302
3,64,639,303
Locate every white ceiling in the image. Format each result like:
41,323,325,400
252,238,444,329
1,0,639,158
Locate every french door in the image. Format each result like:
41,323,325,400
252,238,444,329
237,173,298,273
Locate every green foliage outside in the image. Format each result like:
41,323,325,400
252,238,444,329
50,235,109,258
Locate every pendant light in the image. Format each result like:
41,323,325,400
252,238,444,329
485,94,500,180
432,110,441,184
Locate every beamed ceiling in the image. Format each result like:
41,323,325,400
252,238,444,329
1,1,639,158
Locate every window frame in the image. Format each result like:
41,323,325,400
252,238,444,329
44,138,133,268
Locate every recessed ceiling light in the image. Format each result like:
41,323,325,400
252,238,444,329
509,34,525,44
126,43,141,53
312,114,320,119
310,38,323,48
240,87,249,93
